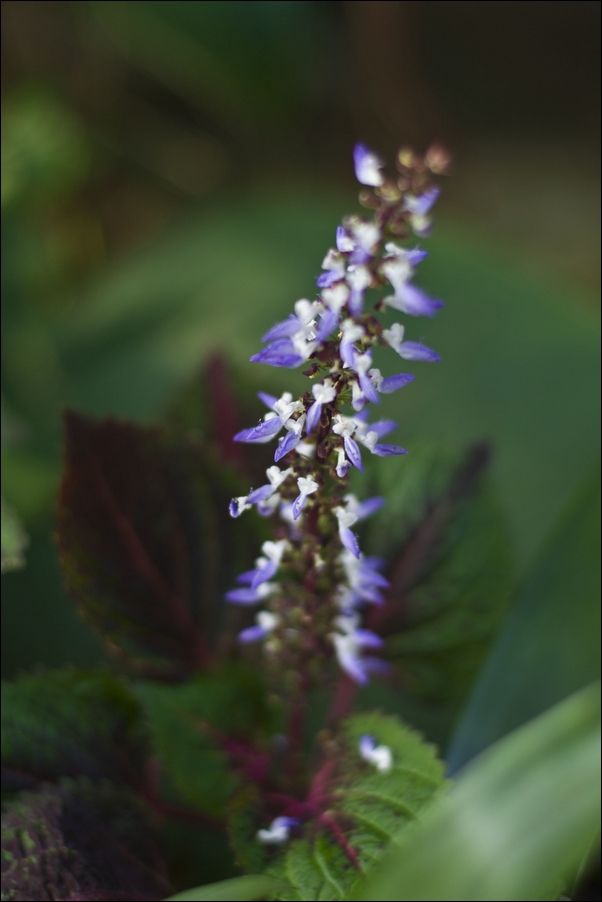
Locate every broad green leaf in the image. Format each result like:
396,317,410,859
1,778,170,901
165,874,291,901
1,669,147,791
57,410,257,677
230,713,447,901
0,495,28,573
363,443,513,703
352,682,601,902
448,463,601,770
138,666,271,818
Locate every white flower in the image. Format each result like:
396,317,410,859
295,440,316,459
334,506,358,531
368,367,383,390
350,220,381,253
257,610,278,632
294,298,322,323
261,539,289,564
274,393,303,425
297,475,319,497
266,465,292,489
321,282,350,312
312,378,336,405
285,414,306,436
257,816,296,845
359,735,393,773
332,414,357,439
382,256,412,293
346,264,372,292
382,322,405,354
356,429,378,452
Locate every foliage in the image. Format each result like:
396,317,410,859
0,496,28,574
1,778,170,901
1,669,148,793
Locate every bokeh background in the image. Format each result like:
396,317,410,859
2,0,600,679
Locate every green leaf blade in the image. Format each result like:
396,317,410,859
352,683,601,902
1,668,148,792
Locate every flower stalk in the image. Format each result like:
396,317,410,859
227,143,447,692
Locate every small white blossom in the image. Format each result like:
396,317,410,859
257,816,297,845
359,735,393,773
297,475,319,497
382,322,405,354
321,282,350,312
312,379,336,405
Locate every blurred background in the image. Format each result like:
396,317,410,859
2,0,600,678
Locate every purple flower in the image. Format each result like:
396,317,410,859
353,144,385,187
292,475,319,520
250,340,305,368
225,582,276,605
372,443,408,457
404,187,440,217
238,610,278,644
305,379,336,435
385,283,444,318
234,416,283,444
379,373,415,394
383,323,440,362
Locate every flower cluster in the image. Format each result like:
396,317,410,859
227,144,445,686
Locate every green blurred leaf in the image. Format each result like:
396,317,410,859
1,86,90,207
165,874,291,901
1,669,148,792
1,495,28,573
364,443,513,702
57,410,256,677
231,714,447,901
448,463,601,770
352,682,601,902
1,778,170,901
138,666,270,818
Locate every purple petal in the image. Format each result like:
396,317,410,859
348,289,364,317
370,419,397,438
250,341,305,368
407,187,440,217
292,492,307,520
238,624,268,643
339,648,368,684
353,143,384,188
229,500,241,517
359,585,385,605
372,444,408,457
225,587,263,605
340,525,360,558
398,341,440,362
236,570,257,584
344,436,364,472
354,629,384,649
359,371,379,404
359,735,377,757
251,559,278,589
336,458,351,478
350,246,372,265
262,316,301,342
248,484,276,503
363,657,393,677
340,340,357,370
316,308,339,342
336,226,353,252
405,248,428,266
394,284,444,318
356,497,385,520
305,400,322,435
234,417,282,443
317,270,342,289
274,430,300,462
258,391,278,409
379,374,415,394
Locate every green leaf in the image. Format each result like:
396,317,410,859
1,778,171,901
1,668,148,792
448,463,601,770
232,713,447,901
352,682,601,902
353,444,513,746
1,495,28,574
57,410,257,678
165,874,291,901
138,666,271,818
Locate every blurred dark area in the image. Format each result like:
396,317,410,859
1,1,600,677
